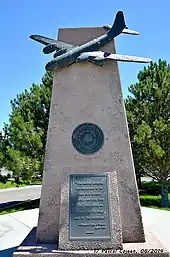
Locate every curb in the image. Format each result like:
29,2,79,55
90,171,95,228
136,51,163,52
0,185,41,193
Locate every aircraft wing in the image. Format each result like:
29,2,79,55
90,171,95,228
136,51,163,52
100,53,151,63
30,35,73,54
78,51,152,64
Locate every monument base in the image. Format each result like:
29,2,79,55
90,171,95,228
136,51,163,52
13,227,169,257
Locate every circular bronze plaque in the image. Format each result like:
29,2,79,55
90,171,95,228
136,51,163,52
72,123,104,155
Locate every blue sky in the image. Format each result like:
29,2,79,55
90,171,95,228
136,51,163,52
0,1,170,130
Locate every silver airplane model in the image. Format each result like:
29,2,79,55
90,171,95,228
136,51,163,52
30,11,152,71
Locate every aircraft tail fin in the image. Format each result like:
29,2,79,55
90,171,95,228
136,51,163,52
107,11,126,38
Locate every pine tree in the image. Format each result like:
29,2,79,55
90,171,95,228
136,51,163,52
126,60,170,207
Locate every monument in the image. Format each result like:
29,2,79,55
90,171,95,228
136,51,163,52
13,11,169,257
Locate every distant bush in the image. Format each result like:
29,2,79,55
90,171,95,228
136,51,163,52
140,181,170,196
22,180,31,185
7,173,11,179
139,195,162,207
14,177,22,184
0,174,8,184
30,179,42,185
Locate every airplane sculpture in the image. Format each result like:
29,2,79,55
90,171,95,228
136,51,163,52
30,11,152,71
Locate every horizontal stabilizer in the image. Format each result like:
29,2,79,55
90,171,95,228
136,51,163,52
103,25,139,35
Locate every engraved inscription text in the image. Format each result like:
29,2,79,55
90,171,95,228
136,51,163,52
69,173,111,240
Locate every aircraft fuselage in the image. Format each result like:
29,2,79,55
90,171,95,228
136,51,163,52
46,33,112,71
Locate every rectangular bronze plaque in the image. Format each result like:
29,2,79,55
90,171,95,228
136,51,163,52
69,173,111,240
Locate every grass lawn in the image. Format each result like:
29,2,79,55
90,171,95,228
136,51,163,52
0,181,27,189
143,206,170,211
0,206,26,215
0,179,42,189
0,199,40,215
140,193,170,199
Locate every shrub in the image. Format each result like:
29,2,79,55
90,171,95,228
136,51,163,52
7,173,11,179
139,195,162,207
22,180,31,185
14,177,22,184
0,174,8,184
141,181,162,196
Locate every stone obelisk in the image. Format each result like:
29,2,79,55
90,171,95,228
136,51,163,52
36,27,145,244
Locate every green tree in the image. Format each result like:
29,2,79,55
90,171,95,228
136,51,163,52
3,71,53,180
125,59,170,207
0,128,9,169
0,131,4,168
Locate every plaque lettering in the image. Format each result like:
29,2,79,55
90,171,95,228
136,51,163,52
69,173,111,240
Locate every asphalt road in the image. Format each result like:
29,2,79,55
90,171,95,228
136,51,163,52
0,185,41,204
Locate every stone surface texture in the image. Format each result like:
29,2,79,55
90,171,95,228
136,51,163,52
36,27,144,244
13,227,169,257
59,171,122,250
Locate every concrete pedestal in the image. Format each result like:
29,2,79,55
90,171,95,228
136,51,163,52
36,26,145,244
13,227,169,257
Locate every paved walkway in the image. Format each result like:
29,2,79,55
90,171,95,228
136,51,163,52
0,207,170,256
0,209,38,252
141,207,170,251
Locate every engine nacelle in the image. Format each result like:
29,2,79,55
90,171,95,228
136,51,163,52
43,43,58,54
53,49,67,58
